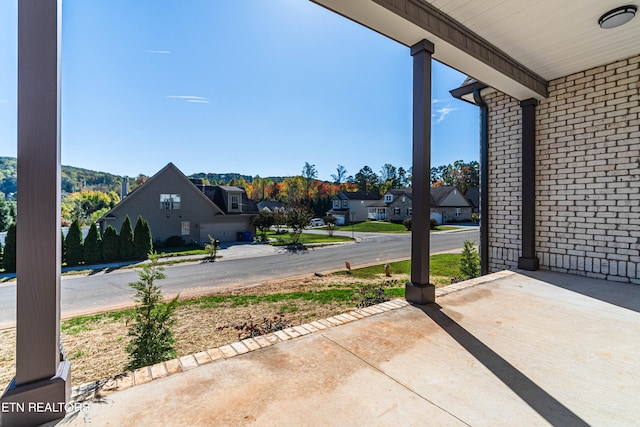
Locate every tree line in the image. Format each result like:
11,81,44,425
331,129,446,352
0,158,479,232
0,215,152,273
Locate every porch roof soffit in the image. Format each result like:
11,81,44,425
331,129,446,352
313,0,638,101
312,0,547,100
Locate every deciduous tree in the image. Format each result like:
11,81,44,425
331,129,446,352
253,210,275,242
331,164,348,185
301,162,318,200
286,206,312,245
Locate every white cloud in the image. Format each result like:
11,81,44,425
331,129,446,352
167,95,210,104
145,50,171,54
433,106,458,124
432,98,445,104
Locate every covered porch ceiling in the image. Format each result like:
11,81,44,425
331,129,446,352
312,0,640,101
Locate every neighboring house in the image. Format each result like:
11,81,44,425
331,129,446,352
378,187,472,224
465,187,480,214
257,200,285,213
99,163,257,244
327,191,381,224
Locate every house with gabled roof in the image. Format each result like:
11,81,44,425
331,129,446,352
372,187,472,224
327,191,381,224
257,200,285,213
99,163,257,244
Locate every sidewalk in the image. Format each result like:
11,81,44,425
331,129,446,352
53,270,640,426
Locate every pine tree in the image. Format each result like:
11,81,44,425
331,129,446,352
102,225,119,262
126,253,178,370
83,223,102,265
2,223,15,272
61,230,66,266
119,216,134,261
133,216,152,260
460,240,480,280
65,219,84,266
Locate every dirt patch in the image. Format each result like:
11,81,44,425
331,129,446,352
0,272,414,386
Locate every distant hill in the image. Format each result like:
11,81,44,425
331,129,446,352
188,172,285,184
0,156,126,198
0,156,285,199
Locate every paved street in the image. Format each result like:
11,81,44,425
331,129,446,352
0,228,478,327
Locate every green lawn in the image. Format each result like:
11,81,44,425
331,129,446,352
267,231,354,246
335,253,462,280
332,221,408,233
329,221,459,233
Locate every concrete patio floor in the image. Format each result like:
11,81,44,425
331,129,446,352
52,270,640,426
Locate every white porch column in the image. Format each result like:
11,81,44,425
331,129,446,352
1,1,71,426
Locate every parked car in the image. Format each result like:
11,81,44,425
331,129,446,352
309,218,324,227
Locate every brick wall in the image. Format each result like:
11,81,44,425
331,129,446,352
486,55,640,283
485,91,523,271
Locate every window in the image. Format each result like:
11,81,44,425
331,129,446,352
160,194,181,210
230,194,240,210
333,200,340,209
407,208,412,216
181,221,190,236
393,207,400,215
384,194,393,203
455,208,461,217
342,200,348,208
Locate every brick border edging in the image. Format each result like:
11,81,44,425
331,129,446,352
70,271,514,402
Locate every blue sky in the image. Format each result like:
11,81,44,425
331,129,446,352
0,0,478,182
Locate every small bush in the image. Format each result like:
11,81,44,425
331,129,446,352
430,218,439,230
217,313,291,340
354,282,390,308
164,235,186,248
323,215,337,237
402,218,411,231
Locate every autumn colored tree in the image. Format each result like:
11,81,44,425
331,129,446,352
301,162,318,200
430,160,479,193
331,164,348,185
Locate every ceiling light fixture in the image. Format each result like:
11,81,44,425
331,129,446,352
598,5,637,29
